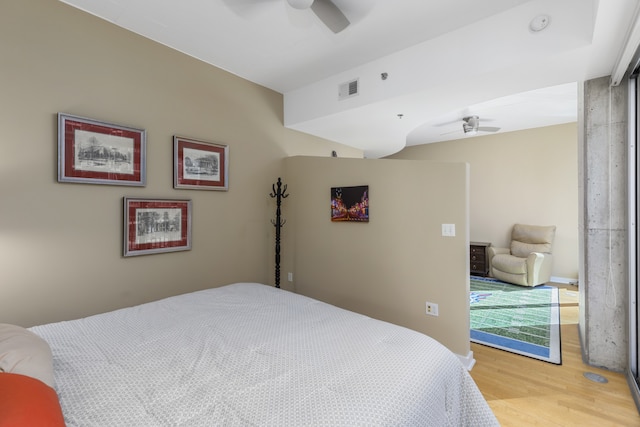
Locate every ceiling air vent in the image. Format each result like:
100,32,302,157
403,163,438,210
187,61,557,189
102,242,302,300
338,79,359,100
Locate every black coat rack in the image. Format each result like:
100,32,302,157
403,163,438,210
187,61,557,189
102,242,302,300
270,177,289,288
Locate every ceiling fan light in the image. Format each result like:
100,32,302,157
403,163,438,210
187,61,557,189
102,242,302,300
287,0,314,10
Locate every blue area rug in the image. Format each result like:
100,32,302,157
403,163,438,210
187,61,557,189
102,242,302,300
470,276,561,364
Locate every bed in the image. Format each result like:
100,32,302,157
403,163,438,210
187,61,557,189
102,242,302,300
4,282,498,426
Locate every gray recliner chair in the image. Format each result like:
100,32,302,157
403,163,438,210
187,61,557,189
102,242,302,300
488,224,556,287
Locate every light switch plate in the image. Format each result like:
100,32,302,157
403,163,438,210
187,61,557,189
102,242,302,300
441,223,456,237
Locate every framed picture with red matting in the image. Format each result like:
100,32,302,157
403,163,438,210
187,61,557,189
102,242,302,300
123,197,192,257
58,113,146,186
173,136,228,191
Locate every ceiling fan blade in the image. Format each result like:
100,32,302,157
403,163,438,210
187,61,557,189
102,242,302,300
440,128,463,136
222,0,279,17
434,118,463,127
310,0,350,33
478,126,501,132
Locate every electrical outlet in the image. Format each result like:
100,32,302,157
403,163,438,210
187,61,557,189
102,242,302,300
426,301,439,316
287,272,293,282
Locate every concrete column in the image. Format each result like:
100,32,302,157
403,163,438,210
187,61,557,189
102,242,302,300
579,76,628,371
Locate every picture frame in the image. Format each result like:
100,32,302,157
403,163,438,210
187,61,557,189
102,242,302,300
58,113,146,186
174,136,229,190
331,185,369,222
123,197,192,257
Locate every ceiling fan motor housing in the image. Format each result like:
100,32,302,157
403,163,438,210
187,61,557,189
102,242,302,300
463,115,479,133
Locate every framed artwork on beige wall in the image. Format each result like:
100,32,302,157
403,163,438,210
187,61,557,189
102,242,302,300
57,113,146,186
331,185,369,222
123,197,192,257
173,136,229,191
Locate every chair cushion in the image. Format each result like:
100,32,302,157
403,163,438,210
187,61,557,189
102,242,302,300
491,254,527,274
510,224,555,258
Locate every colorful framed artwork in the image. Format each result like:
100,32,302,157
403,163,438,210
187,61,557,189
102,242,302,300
123,197,192,257
331,185,369,222
174,136,229,190
58,113,146,186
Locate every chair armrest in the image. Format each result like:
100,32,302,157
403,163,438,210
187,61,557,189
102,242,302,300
526,252,553,286
487,247,510,276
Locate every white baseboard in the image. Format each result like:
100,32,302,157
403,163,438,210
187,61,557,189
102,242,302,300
457,350,476,371
550,276,579,285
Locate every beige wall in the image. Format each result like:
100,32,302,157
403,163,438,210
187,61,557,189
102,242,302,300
388,123,579,280
1,0,577,361
0,0,361,327
283,157,471,357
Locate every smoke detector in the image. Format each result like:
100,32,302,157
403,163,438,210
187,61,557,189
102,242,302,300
529,14,550,33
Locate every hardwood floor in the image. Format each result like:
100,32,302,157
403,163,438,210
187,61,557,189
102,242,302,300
469,285,640,426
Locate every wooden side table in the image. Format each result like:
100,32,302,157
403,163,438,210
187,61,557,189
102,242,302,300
470,242,491,277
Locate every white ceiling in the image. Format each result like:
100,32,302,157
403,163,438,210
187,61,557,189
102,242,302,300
60,0,640,158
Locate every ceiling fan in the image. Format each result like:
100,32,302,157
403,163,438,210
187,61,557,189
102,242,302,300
438,115,501,135
226,0,350,33
461,116,500,134
286,0,350,33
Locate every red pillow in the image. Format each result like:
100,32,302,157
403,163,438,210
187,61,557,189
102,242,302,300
0,373,65,427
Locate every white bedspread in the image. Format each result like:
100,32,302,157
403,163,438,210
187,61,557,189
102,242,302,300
32,283,498,426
